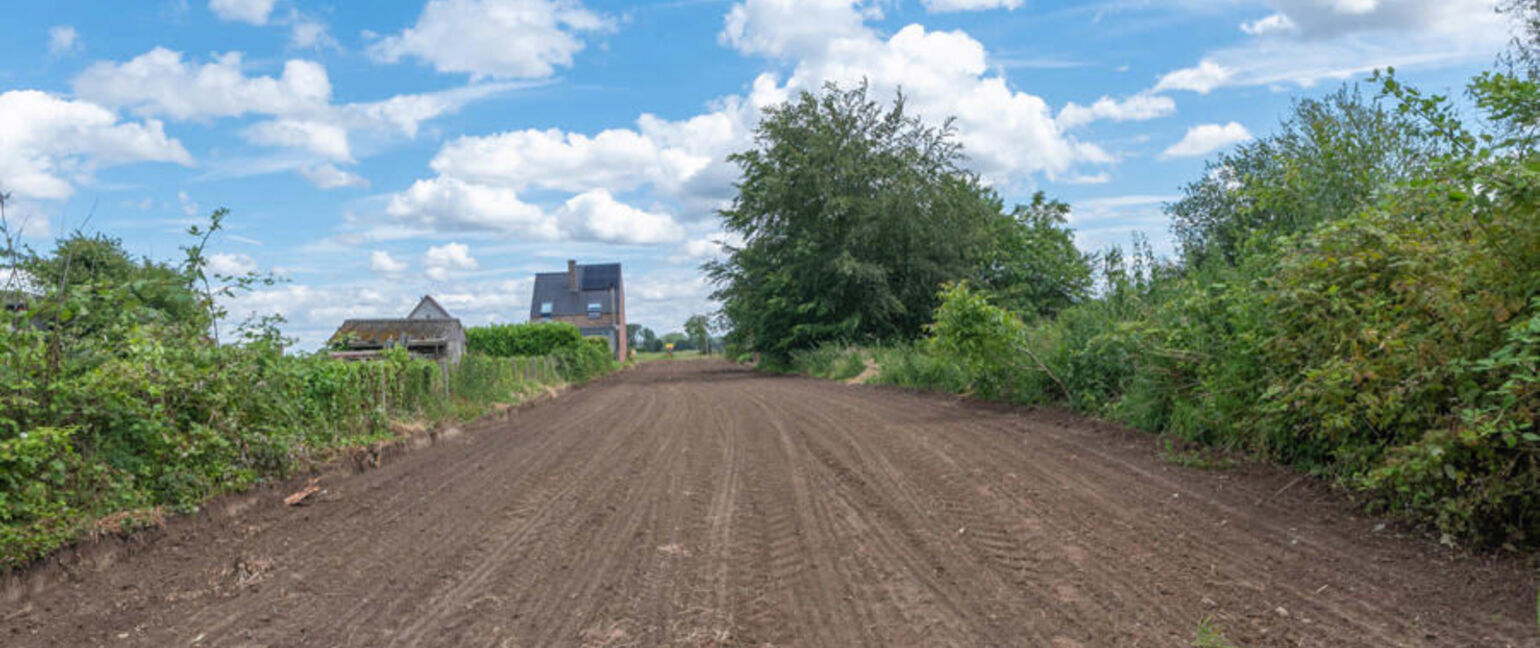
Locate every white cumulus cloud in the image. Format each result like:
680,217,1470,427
1057,93,1176,129
720,0,872,59
1154,60,1232,94
1162,122,1253,159
73,47,522,188
209,0,276,25
369,0,612,80
386,177,560,240
287,11,338,50
243,119,352,161
369,250,409,275
1240,12,1296,36
207,252,258,276
555,190,686,244
300,164,370,190
74,48,331,120
0,90,191,200
372,0,1117,248
422,242,479,281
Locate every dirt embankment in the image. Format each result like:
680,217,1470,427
3,360,1535,646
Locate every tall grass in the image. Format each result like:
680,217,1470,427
789,344,869,381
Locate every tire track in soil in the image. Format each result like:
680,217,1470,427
3,360,1534,647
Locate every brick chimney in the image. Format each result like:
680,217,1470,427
567,259,578,293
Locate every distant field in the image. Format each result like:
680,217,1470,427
632,349,709,362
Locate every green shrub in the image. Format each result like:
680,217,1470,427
0,212,625,569
790,344,867,380
554,338,617,384
926,283,1030,400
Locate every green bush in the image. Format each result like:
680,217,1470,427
923,283,1015,400
467,322,584,357
553,338,617,384
852,178,1537,545
0,211,619,569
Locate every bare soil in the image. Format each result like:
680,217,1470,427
3,360,1535,647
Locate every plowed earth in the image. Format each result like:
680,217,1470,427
3,360,1535,647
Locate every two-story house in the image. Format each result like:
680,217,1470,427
529,260,627,360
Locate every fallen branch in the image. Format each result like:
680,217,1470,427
284,480,323,506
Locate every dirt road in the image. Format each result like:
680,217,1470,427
3,360,1535,646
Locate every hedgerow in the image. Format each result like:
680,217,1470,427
466,322,583,357
468,321,618,384
0,214,616,570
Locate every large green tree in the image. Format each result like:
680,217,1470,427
706,82,1085,361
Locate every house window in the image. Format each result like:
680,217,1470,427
587,302,602,318
539,301,553,319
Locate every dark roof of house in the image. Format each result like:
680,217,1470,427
329,318,464,347
530,263,623,318
578,263,621,291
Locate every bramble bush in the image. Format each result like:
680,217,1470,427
0,216,615,570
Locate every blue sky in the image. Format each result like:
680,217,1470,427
0,0,1510,349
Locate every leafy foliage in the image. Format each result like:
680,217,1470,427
0,216,613,570
553,337,619,384
707,81,1089,362
926,282,1034,401
973,193,1092,319
1167,85,1441,266
466,321,584,357
777,65,1540,546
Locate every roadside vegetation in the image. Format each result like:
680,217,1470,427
0,215,615,570
465,321,617,383
716,8,1540,547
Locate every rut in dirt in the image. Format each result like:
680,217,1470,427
3,360,1535,647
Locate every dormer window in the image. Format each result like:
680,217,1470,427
587,302,602,318
539,301,553,318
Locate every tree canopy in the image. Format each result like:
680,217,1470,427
706,81,1087,361
1166,85,1442,266
684,315,711,355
